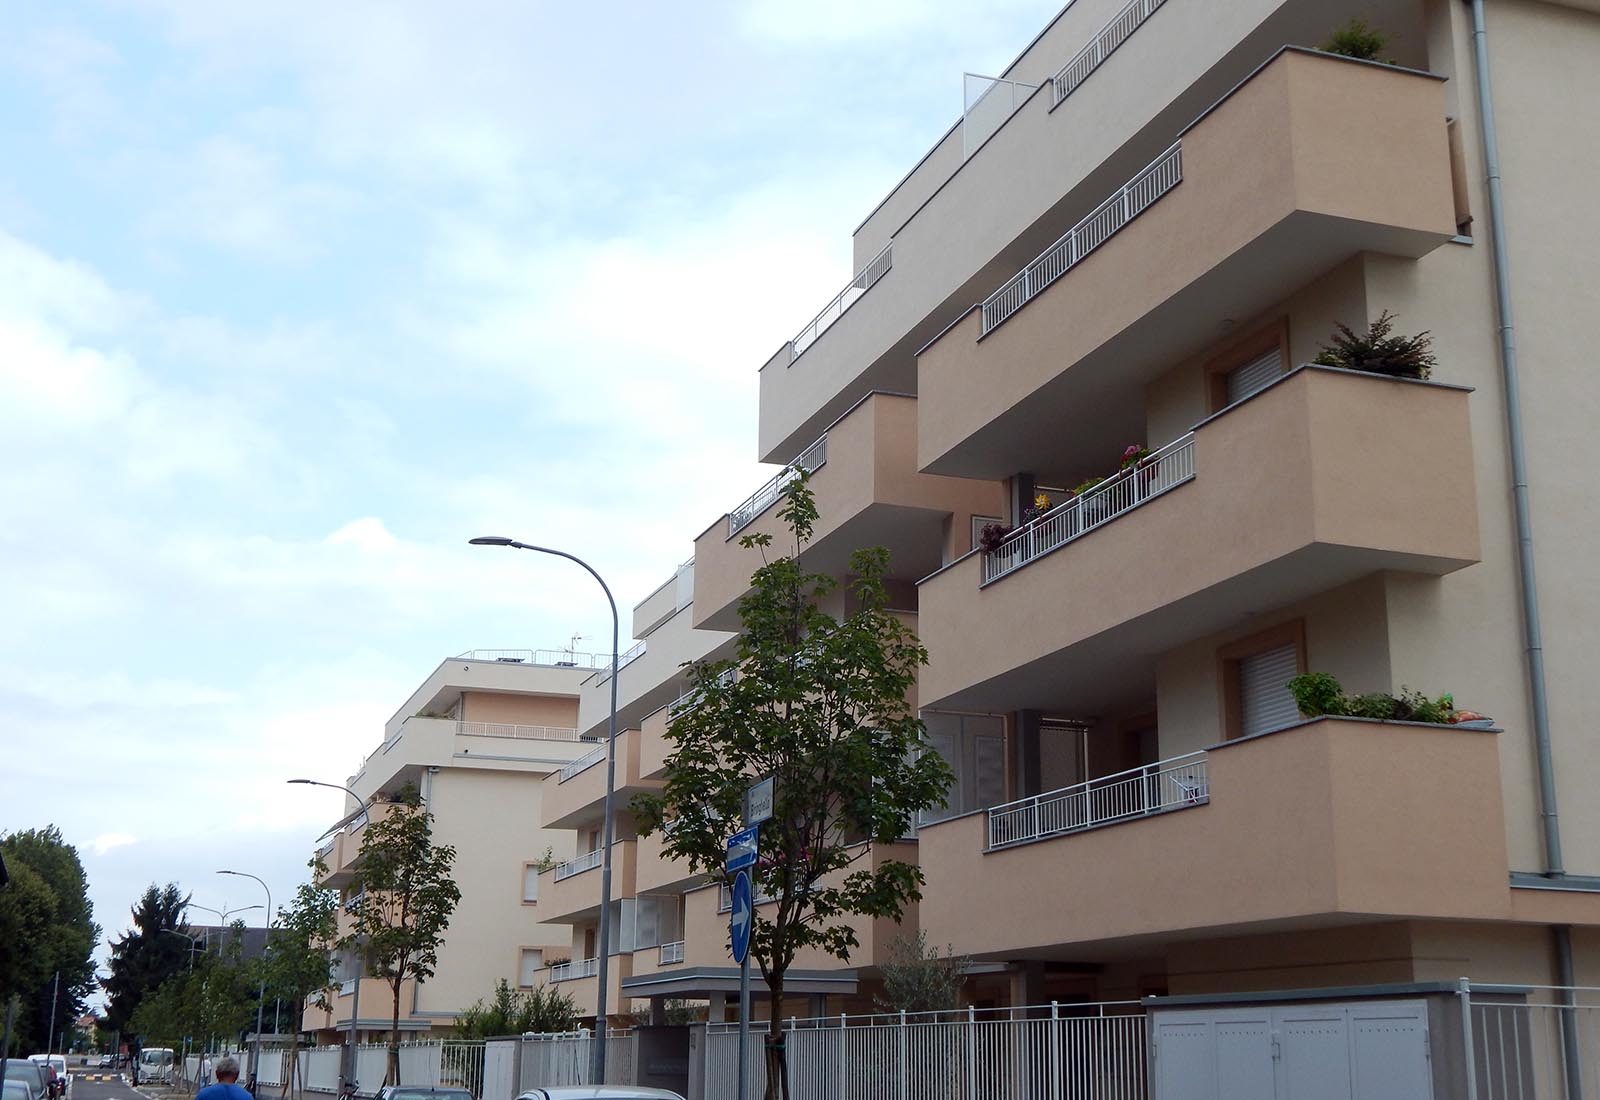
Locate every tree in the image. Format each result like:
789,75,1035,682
127,928,256,1064
874,932,971,1015
632,473,954,1099
104,884,191,1038
264,860,338,1100
0,828,100,1053
341,785,461,1086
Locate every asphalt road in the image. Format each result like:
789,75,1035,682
68,1078,142,1100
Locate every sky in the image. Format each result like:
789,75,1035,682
0,0,1063,1002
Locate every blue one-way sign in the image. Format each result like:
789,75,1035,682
729,869,753,965
725,826,759,873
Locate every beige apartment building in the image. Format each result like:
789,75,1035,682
302,651,600,1042
531,0,1600,1038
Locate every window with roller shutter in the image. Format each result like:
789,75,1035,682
1238,642,1302,738
1224,346,1286,406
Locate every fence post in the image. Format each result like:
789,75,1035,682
898,1011,908,1100
1050,1002,1062,1100
966,1005,977,1100
839,1013,847,1100
1457,978,1479,1100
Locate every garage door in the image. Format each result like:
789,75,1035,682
1151,999,1432,1100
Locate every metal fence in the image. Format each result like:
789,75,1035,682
455,649,607,668
1463,984,1600,1099
706,1003,1147,1100
986,752,1208,850
983,433,1195,583
558,745,607,783
1051,0,1169,104
727,435,828,536
553,848,603,880
268,1041,485,1096
793,241,893,356
981,142,1182,333
518,1030,636,1090
551,956,599,982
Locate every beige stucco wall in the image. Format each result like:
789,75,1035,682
460,690,578,727
412,768,576,1018
918,718,1509,959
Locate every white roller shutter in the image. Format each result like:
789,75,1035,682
1239,642,1300,738
1225,347,1285,406
974,734,1008,810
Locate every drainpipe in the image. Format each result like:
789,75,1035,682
1465,0,1562,877
1466,6,1579,1098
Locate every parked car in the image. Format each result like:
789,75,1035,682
514,1090,686,1100
376,1089,476,1100
29,1056,69,1099
2,1062,49,1100
94,1057,112,1070
5,1079,37,1100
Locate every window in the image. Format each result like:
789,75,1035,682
517,948,543,989
1205,321,1289,412
1219,622,1306,740
522,864,540,903
920,712,1007,824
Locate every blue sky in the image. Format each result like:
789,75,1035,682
0,0,1062,993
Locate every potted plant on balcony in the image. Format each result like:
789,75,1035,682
1313,311,1436,380
977,522,1013,554
1318,18,1397,64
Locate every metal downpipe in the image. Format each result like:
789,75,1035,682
1465,0,1562,876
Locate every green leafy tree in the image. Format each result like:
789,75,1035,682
874,932,971,1015
453,980,579,1038
633,473,953,1099
127,926,256,1065
265,861,338,1099
341,785,461,1086
104,884,191,1039
0,828,100,1053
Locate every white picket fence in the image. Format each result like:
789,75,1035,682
706,1003,1147,1100
517,1029,636,1090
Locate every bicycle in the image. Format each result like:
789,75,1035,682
337,1078,359,1100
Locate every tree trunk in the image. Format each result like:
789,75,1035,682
286,1011,300,1100
388,979,402,1087
763,971,787,1100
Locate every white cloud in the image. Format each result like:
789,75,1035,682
90,833,138,855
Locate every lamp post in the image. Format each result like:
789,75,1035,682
186,903,264,956
469,535,620,1083
218,871,272,1086
159,929,204,971
288,779,371,1086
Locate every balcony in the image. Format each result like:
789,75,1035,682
918,716,1509,959
634,822,705,896
551,956,599,982
544,955,633,1019
539,839,639,924
917,48,1458,480
694,392,1005,632
658,940,685,966
918,366,1479,711
314,803,396,889
541,727,662,830
351,715,592,800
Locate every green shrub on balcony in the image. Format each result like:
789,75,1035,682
1287,672,1489,725
1313,311,1436,380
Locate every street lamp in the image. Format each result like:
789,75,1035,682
469,535,621,1081
218,871,272,1085
158,929,204,971
186,903,263,955
288,779,371,1085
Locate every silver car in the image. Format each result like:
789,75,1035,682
515,1089,686,1100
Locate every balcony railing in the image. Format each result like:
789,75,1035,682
550,957,599,982
981,142,1182,334
457,720,582,741
595,641,646,685
986,751,1209,850
793,241,893,357
1051,0,1169,105
674,667,738,715
553,848,604,881
983,433,1195,583
456,648,607,668
658,941,685,966
558,744,607,783
727,435,828,536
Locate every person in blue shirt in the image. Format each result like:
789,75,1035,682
195,1057,252,1100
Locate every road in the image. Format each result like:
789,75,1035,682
68,1077,142,1100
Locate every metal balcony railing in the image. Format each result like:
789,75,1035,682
982,433,1195,583
455,648,607,668
550,957,599,982
1051,0,1169,104
793,241,893,357
986,751,1209,850
594,641,646,685
658,941,685,966
552,848,604,881
456,720,581,741
727,435,828,536
981,142,1182,333
558,744,607,783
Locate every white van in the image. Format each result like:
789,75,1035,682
26,1056,68,1099
138,1049,174,1083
